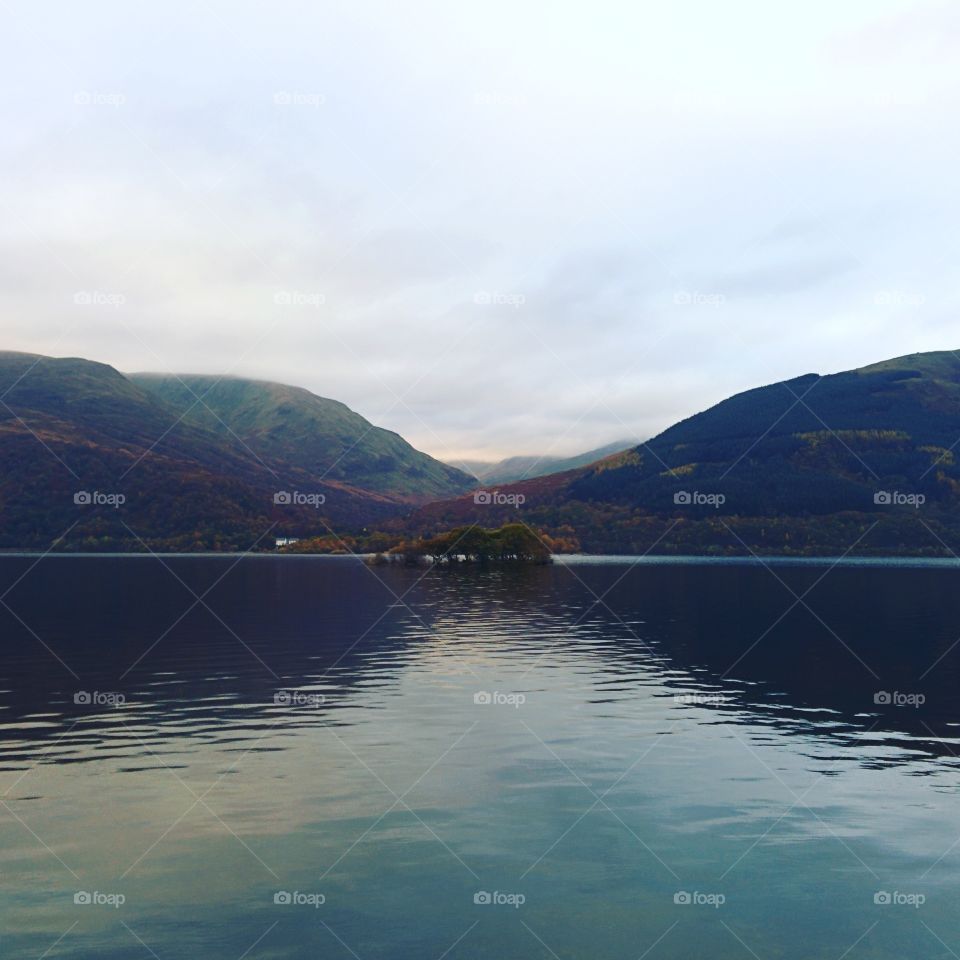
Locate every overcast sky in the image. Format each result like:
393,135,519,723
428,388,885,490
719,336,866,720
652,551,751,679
2,0,958,462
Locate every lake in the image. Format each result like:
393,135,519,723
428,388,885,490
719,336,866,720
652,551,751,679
1,554,959,959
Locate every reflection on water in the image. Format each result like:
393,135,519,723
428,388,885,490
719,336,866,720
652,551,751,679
1,555,959,959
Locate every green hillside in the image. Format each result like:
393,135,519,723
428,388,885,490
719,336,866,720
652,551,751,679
131,374,474,501
398,351,960,556
0,353,419,550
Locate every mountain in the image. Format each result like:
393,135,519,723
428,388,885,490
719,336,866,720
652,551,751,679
130,374,474,501
454,440,635,484
0,353,469,551
398,351,960,556
11,347,960,556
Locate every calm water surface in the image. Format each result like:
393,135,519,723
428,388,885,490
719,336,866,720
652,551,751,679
1,555,959,959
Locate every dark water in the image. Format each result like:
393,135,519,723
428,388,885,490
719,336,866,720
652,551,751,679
2,555,960,959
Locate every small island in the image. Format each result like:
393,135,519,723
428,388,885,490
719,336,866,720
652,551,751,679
280,523,569,564
390,523,553,565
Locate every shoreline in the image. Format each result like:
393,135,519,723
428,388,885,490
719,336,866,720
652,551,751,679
1,551,959,568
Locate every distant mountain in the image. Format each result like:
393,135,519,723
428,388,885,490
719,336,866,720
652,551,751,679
453,440,634,484
0,353,470,551
398,351,960,556
131,374,474,501
452,459,497,480
12,348,960,556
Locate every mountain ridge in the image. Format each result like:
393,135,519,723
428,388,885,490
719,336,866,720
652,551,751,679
453,440,635,485
0,352,470,550
7,348,960,555
129,372,474,501
396,349,960,556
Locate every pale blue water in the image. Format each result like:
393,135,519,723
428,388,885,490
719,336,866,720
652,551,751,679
1,556,958,959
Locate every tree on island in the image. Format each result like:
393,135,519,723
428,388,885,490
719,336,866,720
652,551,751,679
392,523,553,565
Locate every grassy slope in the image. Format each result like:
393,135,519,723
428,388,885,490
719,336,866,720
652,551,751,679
0,353,405,550
131,374,475,502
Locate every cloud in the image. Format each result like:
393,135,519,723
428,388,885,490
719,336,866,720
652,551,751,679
712,256,862,298
0,0,957,460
